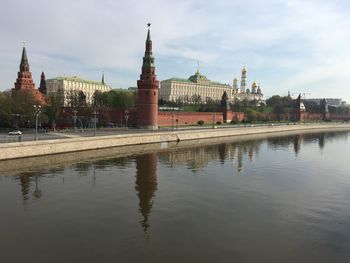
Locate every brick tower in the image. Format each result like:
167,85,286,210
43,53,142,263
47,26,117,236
13,44,36,91
137,24,159,130
12,43,45,104
221,91,230,123
294,94,307,122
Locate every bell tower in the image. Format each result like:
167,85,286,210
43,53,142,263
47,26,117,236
137,23,159,130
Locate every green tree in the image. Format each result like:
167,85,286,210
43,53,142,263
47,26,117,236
0,91,14,127
44,90,64,129
12,90,41,127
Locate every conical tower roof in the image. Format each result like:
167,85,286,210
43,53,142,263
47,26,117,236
20,46,29,67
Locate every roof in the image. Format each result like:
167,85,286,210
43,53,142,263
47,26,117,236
46,76,109,86
162,72,231,87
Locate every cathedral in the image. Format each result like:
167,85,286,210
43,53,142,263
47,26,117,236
233,65,264,103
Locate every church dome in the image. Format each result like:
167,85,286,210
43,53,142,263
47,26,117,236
189,71,208,82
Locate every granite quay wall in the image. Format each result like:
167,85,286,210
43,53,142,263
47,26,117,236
0,123,350,161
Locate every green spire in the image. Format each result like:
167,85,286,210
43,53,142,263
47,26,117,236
20,46,29,67
147,23,151,41
142,23,155,68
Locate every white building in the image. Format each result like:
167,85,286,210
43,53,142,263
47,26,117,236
234,66,264,103
159,71,232,103
46,76,111,106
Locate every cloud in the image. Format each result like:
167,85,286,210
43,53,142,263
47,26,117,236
0,0,350,102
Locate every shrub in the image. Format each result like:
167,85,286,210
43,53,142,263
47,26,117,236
197,120,204,126
230,119,239,125
216,121,222,125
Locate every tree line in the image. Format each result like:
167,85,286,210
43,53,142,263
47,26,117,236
0,89,136,128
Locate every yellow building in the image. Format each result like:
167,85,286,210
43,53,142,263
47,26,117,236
46,75,111,106
159,71,232,103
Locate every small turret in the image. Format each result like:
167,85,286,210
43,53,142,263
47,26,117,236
38,71,46,95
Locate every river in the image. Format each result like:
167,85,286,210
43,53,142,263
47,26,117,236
0,131,349,262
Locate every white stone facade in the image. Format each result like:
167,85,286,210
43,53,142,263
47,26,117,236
46,76,111,106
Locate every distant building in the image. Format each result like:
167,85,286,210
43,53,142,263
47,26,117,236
234,66,263,103
306,98,343,107
46,75,111,106
159,71,232,103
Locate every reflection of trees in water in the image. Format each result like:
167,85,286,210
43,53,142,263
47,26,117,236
159,131,349,173
158,139,262,173
135,153,158,235
267,132,349,154
16,170,45,203
93,156,132,170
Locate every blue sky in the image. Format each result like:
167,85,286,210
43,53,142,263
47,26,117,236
1,0,350,102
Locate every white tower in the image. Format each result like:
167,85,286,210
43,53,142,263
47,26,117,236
240,65,247,93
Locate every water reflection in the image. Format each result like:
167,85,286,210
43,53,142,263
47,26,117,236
11,132,349,204
1,131,350,262
16,171,44,203
135,153,158,234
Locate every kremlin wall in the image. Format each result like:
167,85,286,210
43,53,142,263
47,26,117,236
8,25,350,130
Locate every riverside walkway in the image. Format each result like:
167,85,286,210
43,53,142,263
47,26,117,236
0,122,350,161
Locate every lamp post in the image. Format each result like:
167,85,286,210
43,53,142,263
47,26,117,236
33,105,42,141
72,110,78,132
92,109,98,136
212,112,216,129
171,111,174,131
124,110,129,128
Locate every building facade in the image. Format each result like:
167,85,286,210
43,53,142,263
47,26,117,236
160,71,232,103
46,76,111,106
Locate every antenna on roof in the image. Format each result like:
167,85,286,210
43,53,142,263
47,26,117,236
197,60,200,73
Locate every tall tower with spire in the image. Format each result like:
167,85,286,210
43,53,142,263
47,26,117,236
240,65,247,93
38,71,46,95
101,72,105,85
137,23,159,130
13,43,36,91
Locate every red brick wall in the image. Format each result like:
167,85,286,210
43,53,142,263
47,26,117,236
158,111,244,126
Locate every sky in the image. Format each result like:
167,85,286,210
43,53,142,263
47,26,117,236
1,0,350,102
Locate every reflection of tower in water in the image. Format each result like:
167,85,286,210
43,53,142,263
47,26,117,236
135,153,158,233
318,134,325,149
293,135,303,155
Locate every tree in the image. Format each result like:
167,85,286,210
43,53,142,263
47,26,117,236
78,91,87,107
44,90,64,129
12,89,41,127
105,90,136,108
66,90,79,108
92,90,107,107
191,94,202,105
0,91,13,127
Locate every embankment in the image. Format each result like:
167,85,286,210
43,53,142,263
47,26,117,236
1,123,350,161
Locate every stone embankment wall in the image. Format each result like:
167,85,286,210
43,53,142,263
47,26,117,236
0,123,350,161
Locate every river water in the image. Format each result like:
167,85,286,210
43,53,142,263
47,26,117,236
0,131,350,263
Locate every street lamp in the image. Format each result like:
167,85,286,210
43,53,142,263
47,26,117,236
33,105,42,141
124,110,129,128
93,109,98,136
72,110,78,132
